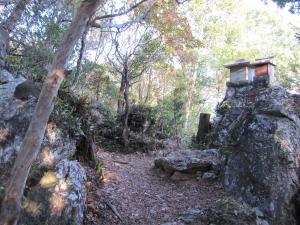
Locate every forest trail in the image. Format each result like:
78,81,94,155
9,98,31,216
84,150,227,225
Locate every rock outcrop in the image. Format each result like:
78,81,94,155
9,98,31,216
19,160,86,225
0,69,14,84
0,70,86,225
162,196,258,225
212,83,300,225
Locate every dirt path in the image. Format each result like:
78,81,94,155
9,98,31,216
84,150,227,225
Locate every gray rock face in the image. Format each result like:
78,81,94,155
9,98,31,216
19,160,86,225
0,75,86,225
0,27,9,63
154,149,222,174
0,73,25,110
0,69,14,84
212,83,300,224
165,197,257,225
0,78,75,166
0,97,35,164
178,201,257,225
38,123,76,168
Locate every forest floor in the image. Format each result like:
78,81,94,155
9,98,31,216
83,149,228,225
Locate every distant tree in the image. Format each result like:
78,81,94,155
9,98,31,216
108,25,162,148
0,0,31,66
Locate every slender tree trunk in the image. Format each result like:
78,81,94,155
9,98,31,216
117,74,125,113
173,91,180,145
72,17,91,88
122,61,130,149
138,75,142,103
96,72,103,100
183,69,197,130
144,72,152,104
0,1,102,225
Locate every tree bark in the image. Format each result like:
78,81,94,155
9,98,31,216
196,113,211,145
0,1,102,225
72,17,91,88
122,60,130,149
138,75,143,103
117,74,125,113
144,72,152,104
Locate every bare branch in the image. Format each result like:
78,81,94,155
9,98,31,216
1,0,32,32
92,0,157,30
111,31,127,63
175,0,190,4
93,31,105,62
93,0,148,21
108,57,123,75
0,0,16,5
107,39,123,75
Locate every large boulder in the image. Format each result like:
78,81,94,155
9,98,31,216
154,149,222,175
0,74,86,225
178,201,257,225
212,83,300,225
19,160,86,225
0,79,75,166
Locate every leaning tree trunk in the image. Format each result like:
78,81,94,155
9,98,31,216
0,1,102,225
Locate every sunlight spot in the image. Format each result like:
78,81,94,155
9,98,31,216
23,199,41,217
56,179,69,192
46,123,57,144
40,171,58,188
41,146,55,166
103,171,122,183
0,128,9,142
49,193,65,216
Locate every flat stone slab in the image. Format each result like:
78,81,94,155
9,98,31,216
154,149,222,174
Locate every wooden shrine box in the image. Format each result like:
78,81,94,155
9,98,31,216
251,57,276,86
224,59,255,84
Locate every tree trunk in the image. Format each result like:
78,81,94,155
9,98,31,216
122,61,130,149
117,74,125,113
196,113,211,145
0,1,102,225
72,17,91,88
138,75,143,103
144,72,152,104
173,91,179,145
183,68,197,130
